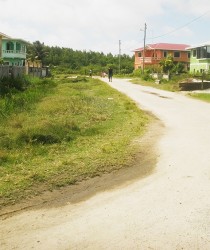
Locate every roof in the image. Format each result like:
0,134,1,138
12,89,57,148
134,43,190,52
2,37,30,44
186,41,210,50
0,32,29,44
0,32,11,38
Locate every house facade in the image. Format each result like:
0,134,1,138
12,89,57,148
0,32,28,66
134,43,190,70
0,32,10,59
187,42,210,73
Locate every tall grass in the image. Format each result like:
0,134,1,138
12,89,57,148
0,76,56,118
0,76,149,207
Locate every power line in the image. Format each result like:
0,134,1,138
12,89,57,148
147,10,210,40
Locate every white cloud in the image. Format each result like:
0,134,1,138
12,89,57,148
0,0,210,55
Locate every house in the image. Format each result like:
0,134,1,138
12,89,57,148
187,42,210,73
134,43,190,71
0,32,28,66
0,32,48,78
0,32,10,59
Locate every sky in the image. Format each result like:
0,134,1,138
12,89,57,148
1,0,210,56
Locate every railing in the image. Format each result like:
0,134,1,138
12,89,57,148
135,57,162,64
2,50,26,56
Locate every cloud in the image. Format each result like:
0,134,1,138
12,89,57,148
0,0,210,55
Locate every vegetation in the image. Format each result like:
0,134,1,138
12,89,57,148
188,92,210,102
0,75,149,207
2,39,210,209
131,73,190,92
27,41,134,75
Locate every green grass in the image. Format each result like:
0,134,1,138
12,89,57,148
0,76,149,207
188,92,210,102
131,78,180,92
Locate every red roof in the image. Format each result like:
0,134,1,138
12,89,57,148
134,43,190,52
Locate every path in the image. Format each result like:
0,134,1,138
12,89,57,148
1,78,210,249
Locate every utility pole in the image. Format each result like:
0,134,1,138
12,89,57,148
119,40,121,74
142,23,147,74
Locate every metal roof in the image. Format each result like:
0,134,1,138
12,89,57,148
2,37,30,44
186,41,210,50
134,43,190,52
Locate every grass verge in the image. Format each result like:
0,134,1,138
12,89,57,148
130,77,180,92
0,76,149,207
188,92,210,103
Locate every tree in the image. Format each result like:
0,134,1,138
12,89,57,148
159,55,174,73
173,62,185,73
26,41,134,74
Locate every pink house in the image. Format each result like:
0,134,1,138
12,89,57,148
134,43,190,70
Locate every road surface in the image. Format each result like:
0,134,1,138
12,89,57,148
1,78,210,250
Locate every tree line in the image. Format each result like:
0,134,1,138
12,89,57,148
27,41,134,75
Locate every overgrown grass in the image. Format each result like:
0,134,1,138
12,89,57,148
0,76,56,118
0,76,149,207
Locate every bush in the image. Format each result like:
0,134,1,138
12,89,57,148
0,77,56,118
0,76,31,96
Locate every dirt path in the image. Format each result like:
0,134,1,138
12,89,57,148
1,78,210,249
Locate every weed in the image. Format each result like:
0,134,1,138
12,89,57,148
0,76,149,207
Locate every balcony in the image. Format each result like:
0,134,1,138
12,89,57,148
135,57,162,64
2,50,26,59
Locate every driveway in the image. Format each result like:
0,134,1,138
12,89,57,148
1,78,210,249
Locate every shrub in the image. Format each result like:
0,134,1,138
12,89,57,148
0,76,31,96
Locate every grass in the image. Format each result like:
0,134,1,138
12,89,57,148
0,75,149,207
131,78,180,92
188,92,210,102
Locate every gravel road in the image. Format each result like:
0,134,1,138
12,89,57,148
1,78,210,250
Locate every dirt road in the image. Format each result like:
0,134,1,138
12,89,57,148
1,78,210,249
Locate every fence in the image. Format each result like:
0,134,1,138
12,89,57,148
0,66,49,78
151,73,170,82
0,66,25,78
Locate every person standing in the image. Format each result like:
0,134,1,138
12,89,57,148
108,67,113,82
89,69,92,77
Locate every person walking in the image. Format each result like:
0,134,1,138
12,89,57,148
108,67,113,82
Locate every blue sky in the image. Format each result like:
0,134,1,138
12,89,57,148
0,0,210,56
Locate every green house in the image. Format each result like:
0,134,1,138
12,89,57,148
0,32,28,66
188,42,210,73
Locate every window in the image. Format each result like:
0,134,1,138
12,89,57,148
193,50,196,57
138,52,142,57
163,51,167,57
174,51,180,58
196,46,210,59
207,46,210,58
188,52,191,58
6,42,14,51
197,48,201,58
22,45,26,52
16,43,21,51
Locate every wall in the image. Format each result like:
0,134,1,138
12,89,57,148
190,56,210,73
0,66,25,78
